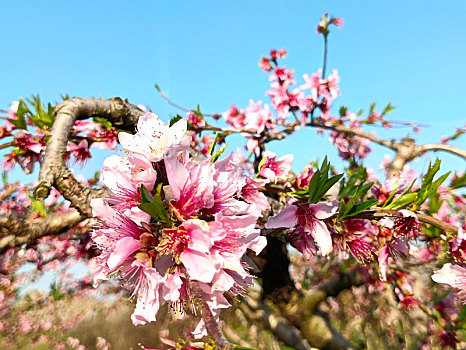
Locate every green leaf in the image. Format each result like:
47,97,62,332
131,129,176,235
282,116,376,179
369,102,376,115
415,158,450,206
312,173,343,203
384,192,418,210
7,117,27,130
381,187,398,208
12,147,25,155
26,95,54,129
209,132,228,161
194,104,203,117
257,154,267,173
8,99,28,129
93,117,112,130
212,143,227,162
428,193,443,213
344,199,378,218
381,102,396,116
458,304,466,323
428,171,451,198
30,197,47,216
140,184,153,203
138,184,171,224
290,157,343,203
338,167,368,199
450,172,466,190
337,181,373,219
339,106,348,117
169,115,183,127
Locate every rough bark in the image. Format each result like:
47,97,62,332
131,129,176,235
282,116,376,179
0,210,83,254
35,97,144,216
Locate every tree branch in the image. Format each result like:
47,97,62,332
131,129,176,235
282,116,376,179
34,97,144,216
354,209,460,234
190,280,233,349
237,293,313,350
0,210,83,254
417,143,466,160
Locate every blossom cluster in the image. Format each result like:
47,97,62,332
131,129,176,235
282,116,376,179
91,113,268,335
0,100,118,173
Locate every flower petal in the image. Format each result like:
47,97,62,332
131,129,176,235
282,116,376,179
265,205,298,229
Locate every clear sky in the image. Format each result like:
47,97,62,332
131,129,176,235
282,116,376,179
1,1,465,181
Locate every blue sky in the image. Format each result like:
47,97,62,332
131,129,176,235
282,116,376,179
1,1,465,182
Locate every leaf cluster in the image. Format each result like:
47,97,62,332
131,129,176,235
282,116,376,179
138,184,172,225
10,96,55,131
290,157,342,203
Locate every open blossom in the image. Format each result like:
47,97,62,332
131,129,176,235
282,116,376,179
259,151,293,183
258,57,272,72
372,177,404,205
340,219,377,263
222,105,246,130
244,101,272,134
186,111,205,128
118,112,190,162
394,209,420,239
91,115,266,329
294,163,315,190
266,201,338,256
66,139,91,165
432,263,466,302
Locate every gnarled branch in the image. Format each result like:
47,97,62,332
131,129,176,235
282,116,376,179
34,97,144,216
0,210,83,254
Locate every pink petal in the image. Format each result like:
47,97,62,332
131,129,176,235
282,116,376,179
309,219,333,255
247,235,267,255
311,201,338,220
265,205,298,229
107,237,141,269
432,263,466,290
184,219,211,253
378,245,389,281
180,249,220,283
163,153,189,200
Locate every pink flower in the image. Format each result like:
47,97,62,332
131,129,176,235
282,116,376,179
186,111,205,128
244,101,272,134
326,69,341,99
371,177,404,205
270,48,287,60
266,201,338,256
331,17,344,27
15,131,44,154
100,154,157,215
222,105,246,130
259,151,293,183
73,119,99,133
119,112,190,162
451,228,466,263
67,337,80,348
67,139,91,165
341,219,377,263
294,163,315,190
394,210,420,239
92,114,266,329
258,57,272,72
432,263,466,301
240,177,270,212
